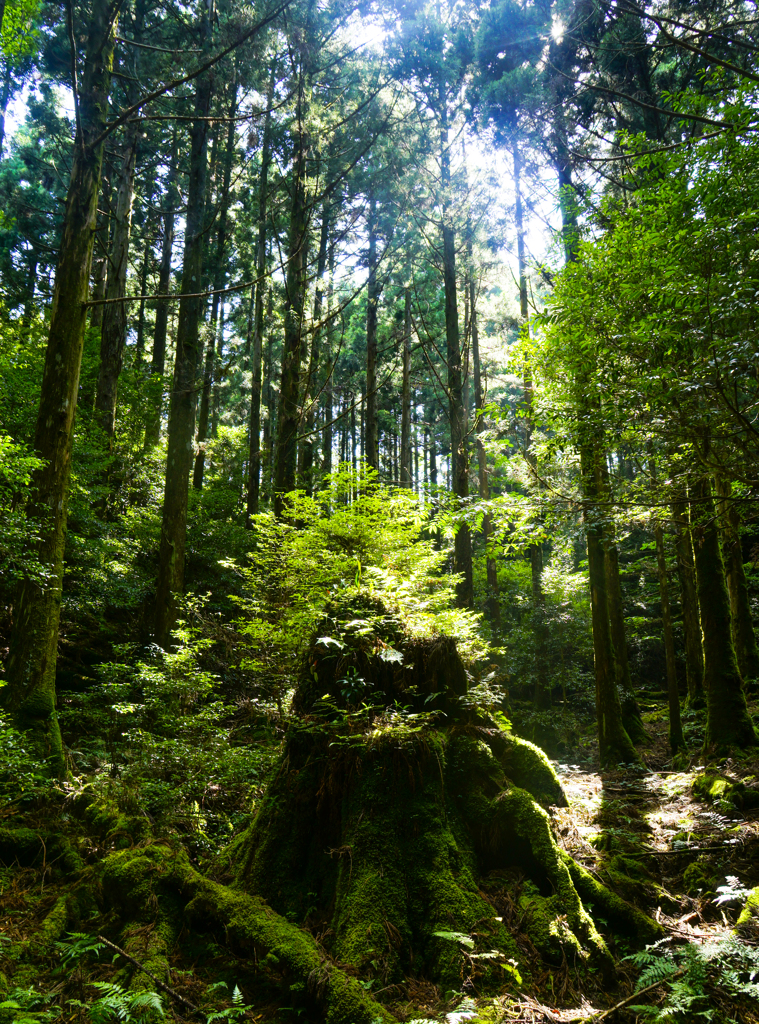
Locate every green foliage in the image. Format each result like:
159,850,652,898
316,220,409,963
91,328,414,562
231,469,487,710
626,934,759,1022
0,0,41,58
0,986,55,1024
0,434,49,590
69,983,164,1024
61,620,277,853
205,983,253,1024
0,713,58,801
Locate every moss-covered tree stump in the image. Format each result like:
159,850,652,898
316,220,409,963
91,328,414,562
232,601,660,1000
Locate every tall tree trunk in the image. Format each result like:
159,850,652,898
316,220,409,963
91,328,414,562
1,0,116,773
557,124,636,760
400,286,412,487
581,445,638,766
246,62,275,521
154,17,213,646
194,316,219,490
299,194,330,494
273,23,312,515
653,519,685,752
717,477,759,682
674,493,705,705
692,475,756,749
22,252,38,326
195,79,238,488
144,125,178,448
365,196,379,474
94,111,138,435
413,404,419,491
263,285,275,500
599,457,648,744
321,234,335,485
94,1,145,437
470,257,499,627
439,85,472,607
134,227,151,366
513,140,538,652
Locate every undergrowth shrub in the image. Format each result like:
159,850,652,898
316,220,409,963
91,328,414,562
61,620,277,854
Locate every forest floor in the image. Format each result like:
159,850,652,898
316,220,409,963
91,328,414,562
1,698,759,1024
493,700,759,1023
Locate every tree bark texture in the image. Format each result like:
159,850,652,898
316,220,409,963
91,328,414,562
674,495,705,704
144,125,179,448
273,29,312,516
154,41,213,646
654,522,685,752
94,1,145,438
692,476,756,749
716,477,759,682
2,0,116,773
580,445,638,766
246,62,275,521
365,196,379,474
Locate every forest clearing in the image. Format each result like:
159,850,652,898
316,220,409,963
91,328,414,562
1,0,759,1020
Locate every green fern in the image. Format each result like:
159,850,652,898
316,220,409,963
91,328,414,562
625,933,759,1023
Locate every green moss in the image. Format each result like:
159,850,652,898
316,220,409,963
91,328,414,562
38,894,70,944
683,860,717,897
485,732,567,807
692,772,747,813
561,853,663,944
94,843,395,1024
736,886,759,932
0,827,46,866
84,800,151,847
606,855,654,882
518,880,583,963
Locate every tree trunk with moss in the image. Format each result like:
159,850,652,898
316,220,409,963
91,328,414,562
716,477,759,684
580,445,639,767
144,126,178,449
1,0,116,775
653,521,685,752
154,21,213,646
94,0,145,440
597,458,647,745
273,21,312,516
674,494,705,706
0,596,662,1022
246,61,275,522
692,476,756,750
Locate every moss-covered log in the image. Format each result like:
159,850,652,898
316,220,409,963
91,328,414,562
96,844,395,1024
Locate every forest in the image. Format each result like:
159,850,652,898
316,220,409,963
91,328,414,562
1,0,759,1019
